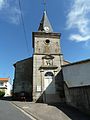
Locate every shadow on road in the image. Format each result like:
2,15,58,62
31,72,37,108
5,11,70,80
0,96,13,101
49,103,90,120
0,96,24,101
0,96,30,102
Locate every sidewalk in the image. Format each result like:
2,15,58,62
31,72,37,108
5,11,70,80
12,101,71,120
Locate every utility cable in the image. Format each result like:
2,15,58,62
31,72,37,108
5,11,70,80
18,0,30,56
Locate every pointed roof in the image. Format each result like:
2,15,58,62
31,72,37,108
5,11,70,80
38,11,53,33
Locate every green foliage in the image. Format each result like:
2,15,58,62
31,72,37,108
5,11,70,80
0,91,5,97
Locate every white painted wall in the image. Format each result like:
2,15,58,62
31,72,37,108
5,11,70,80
62,61,90,87
5,82,12,96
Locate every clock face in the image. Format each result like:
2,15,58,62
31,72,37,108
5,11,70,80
44,26,49,32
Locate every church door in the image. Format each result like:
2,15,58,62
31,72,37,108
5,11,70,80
44,72,55,102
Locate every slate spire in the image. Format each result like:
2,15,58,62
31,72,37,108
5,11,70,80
38,0,53,32
38,10,53,33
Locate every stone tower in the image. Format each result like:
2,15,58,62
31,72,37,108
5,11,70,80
32,10,64,103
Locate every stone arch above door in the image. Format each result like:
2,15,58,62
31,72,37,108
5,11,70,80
45,72,54,76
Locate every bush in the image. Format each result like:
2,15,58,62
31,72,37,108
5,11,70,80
0,91,5,97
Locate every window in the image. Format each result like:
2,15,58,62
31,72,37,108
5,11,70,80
45,39,50,44
0,82,3,86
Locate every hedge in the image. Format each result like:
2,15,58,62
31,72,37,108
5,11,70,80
0,91,5,97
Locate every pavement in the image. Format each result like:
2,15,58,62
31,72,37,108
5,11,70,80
11,101,90,120
12,101,71,120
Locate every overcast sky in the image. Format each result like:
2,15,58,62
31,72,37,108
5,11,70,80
0,0,90,83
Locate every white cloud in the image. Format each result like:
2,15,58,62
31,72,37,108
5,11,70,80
0,0,7,10
67,0,90,42
84,41,90,49
70,34,90,42
8,6,21,25
0,0,21,24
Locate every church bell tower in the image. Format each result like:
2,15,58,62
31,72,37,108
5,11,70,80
32,6,64,103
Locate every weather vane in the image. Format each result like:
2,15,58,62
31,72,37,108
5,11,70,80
43,0,46,11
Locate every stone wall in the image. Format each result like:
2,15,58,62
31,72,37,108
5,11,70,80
33,32,64,103
33,54,63,102
13,58,33,100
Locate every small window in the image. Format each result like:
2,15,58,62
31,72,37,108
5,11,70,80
45,39,50,44
0,82,3,86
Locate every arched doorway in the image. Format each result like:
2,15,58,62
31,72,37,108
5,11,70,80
43,72,55,103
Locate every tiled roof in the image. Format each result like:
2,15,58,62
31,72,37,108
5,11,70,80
62,59,90,67
63,60,71,65
0,78,9,81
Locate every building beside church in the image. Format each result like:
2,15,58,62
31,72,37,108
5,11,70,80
0,78,12,96
13,9,90,114
62,59,90,114
13,58,33,100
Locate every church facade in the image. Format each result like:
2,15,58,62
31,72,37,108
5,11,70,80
33,11,64,103
13,10,68,103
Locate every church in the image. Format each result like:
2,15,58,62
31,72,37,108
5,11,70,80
13,10,69,103
13,7,90,114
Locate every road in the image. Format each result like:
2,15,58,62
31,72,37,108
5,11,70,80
0,100,32,120
0,99,90,120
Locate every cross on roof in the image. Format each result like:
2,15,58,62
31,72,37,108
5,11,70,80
43,0,46,11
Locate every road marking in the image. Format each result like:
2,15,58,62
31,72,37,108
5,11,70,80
10,102,37,120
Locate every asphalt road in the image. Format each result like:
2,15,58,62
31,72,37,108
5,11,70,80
0,100,32,120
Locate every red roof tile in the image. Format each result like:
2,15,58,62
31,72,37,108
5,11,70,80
0,78,9,81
